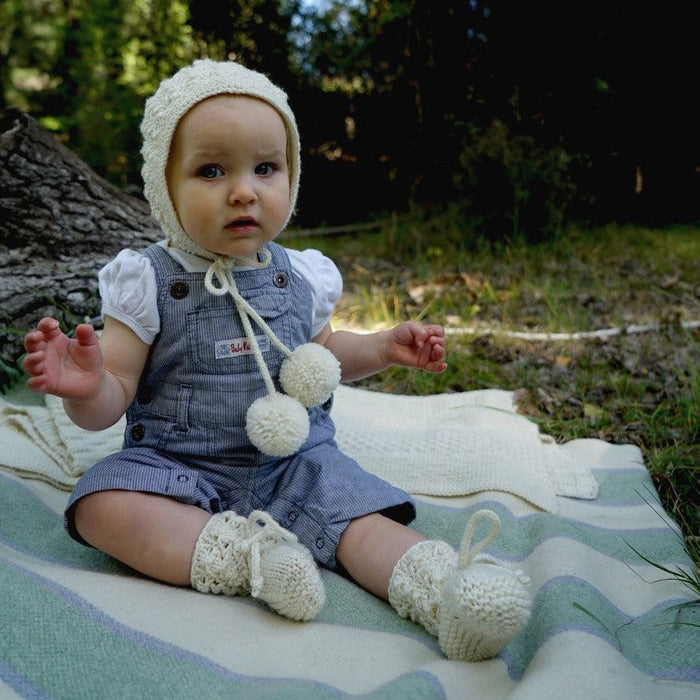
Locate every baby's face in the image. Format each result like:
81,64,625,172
166,95,290,259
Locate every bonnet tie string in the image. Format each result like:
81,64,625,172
203,252,341,457
205,255,286,399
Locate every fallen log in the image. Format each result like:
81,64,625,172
0,108,161,384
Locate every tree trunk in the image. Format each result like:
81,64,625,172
0,108,161,385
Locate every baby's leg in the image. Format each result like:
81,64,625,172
337,512,532,661
336,512,425,599
74,490,324,621
74,490,209,585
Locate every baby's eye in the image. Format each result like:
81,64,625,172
197,164,223,179
255,162,278,176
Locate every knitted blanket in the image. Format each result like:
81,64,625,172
1,387,698,699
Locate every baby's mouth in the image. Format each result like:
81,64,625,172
226,217,258,231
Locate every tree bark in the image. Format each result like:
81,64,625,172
0,108,161,382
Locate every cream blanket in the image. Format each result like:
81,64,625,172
0,385,598,512
1,386,697,699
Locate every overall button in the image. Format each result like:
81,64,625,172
288,510,298,523
130,423,145,441
169,280,189,299
315,537,325,550
272,271,289,288
176,474,189,483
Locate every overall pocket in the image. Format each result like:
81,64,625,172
186,286,291,374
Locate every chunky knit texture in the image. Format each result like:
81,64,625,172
388,509,531,661
437,560,532,661
190,510,325,622
387,540,457,636
140,59,300,259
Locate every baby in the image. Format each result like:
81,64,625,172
23,59,530,661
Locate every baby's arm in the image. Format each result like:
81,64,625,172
315,321,446,383
23,316,149,430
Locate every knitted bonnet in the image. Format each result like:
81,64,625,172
139,59,340,457
141,58,300,258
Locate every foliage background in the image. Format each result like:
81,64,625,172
1,0,697,238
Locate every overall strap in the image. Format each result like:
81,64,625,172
140,242,184,280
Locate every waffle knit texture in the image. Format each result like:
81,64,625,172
140,59,301,259
190,510,325,621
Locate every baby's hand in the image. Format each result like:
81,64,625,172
22,317,104,399
387,321,447,373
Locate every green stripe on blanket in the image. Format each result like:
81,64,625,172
0,560,444,699
1,473,687,595
1,440,698,699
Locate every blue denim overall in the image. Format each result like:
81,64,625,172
65,242,415,566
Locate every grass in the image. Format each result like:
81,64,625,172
285,218,700,574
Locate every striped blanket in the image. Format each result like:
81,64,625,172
1,387,698,698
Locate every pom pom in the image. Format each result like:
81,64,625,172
246,393,310,457
279,343,341,408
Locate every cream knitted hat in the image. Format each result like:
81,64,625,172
140,58,301,258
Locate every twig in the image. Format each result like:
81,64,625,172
445,319,700,342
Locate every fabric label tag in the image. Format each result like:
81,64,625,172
215,336,269,359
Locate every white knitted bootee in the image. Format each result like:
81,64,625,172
388,509,531,661
190,510,325,622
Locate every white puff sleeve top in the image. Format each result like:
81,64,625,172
98,243,343,345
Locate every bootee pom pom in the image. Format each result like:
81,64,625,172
246,393,310,457
279,343,341,408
